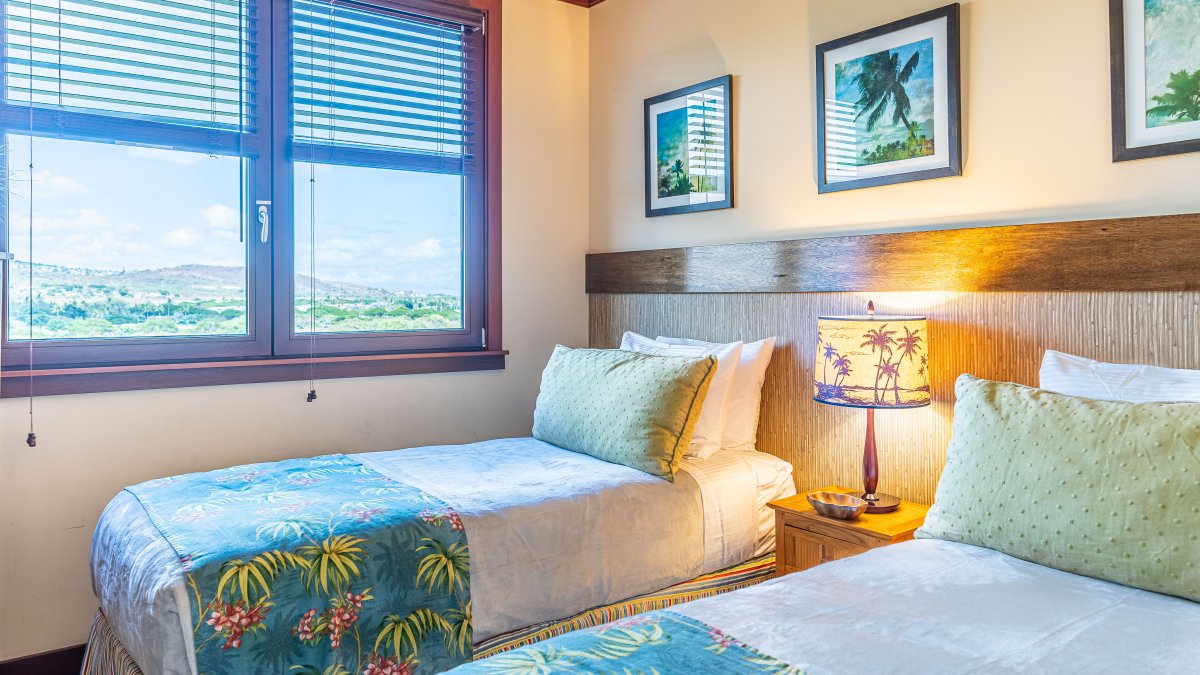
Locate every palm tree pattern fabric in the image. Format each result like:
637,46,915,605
814,317,930,408
448,610,803,675
126,455,471,675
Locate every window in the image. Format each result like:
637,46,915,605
0,0,501,394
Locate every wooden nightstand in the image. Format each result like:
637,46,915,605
770,486,929,576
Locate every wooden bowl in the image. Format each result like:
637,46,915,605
807,491,868,520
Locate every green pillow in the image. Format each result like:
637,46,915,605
532,345,715,481
917,375,1200,602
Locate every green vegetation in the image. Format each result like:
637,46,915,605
657,158,692,197
1147,69,1200,125
7,263,461,340
657,160,719,198
862,122,934,164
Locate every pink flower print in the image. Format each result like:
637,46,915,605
419,508,437,524
293,608,320,642
328,604,360,649
345,591,366,610
206,600,269,650
363,655,414,675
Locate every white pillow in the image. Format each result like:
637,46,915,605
620,331,743,459
1039,350,1200,403
657,335,777,451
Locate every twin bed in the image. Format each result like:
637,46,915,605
89,438,795,674
451,539,1200,674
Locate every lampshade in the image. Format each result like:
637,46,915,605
814,314,930,409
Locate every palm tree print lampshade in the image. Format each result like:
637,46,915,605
813,314,930,409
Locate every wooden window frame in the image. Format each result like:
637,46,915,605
0,0,504,398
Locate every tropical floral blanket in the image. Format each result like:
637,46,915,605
448,610,803,675
126,454,471,675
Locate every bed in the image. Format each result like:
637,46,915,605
450,538,1200,674
453,369,1200,673
88,437,794,675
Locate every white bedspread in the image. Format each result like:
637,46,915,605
91,438,793,675
677,538,1200,673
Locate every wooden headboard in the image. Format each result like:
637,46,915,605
586,213,1200,502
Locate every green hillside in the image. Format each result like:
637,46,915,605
6,262,461,339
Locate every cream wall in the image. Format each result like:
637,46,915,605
589,0,1200,253
0,0,589,660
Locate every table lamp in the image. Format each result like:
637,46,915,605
813,301,930,513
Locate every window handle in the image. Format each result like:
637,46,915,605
256,201,271,244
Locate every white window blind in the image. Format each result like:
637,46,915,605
291,0,478,173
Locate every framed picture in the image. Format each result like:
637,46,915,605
644,75,732,217
815,4,961,193
1110,0,1200,161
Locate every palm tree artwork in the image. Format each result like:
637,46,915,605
655,107,692,198
854,50,921,143
838,38,936,166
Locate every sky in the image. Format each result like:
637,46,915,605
5,134,464,296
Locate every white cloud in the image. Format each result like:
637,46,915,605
203,203,239,241
163,228,202,247
407,238,448,260
33,170,86,194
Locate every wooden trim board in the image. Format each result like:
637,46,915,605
586,213,1200,294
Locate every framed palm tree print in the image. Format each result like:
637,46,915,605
816,4,961,193
1111,0,1200,161
644,75,733,217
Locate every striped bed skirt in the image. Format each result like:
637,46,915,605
83,552,775,674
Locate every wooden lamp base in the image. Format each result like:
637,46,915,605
857,491,901,513
861,408,900,514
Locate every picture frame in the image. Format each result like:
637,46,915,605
1110,0,1200,162
644,75,733,217
815,4,961,193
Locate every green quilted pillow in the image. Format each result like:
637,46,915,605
917,375,1200,602
532,345,715,481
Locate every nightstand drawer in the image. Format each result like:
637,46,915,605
777,524,870,576
780,511,885,548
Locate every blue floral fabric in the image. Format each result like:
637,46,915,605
449,610,803,674
126,454,471,675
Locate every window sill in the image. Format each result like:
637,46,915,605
0,350,508,398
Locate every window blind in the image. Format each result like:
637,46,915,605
3,0,253,134
291,0,478,174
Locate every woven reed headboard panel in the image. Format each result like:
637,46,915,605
586,214,1200,502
